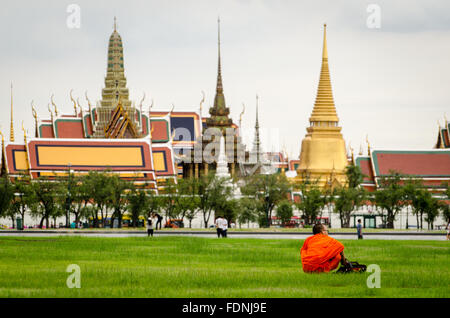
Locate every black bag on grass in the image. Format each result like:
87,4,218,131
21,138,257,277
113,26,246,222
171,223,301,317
336,261,367,274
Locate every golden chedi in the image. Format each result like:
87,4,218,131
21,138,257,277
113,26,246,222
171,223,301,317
294,24,348,188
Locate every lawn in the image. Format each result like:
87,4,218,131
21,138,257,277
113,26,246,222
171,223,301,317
0,236,448,298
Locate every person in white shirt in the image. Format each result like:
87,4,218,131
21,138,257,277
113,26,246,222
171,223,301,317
147,218,154,237
220,218,228,238
215,216,223,238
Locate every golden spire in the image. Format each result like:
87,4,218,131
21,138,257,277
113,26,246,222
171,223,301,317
114,16,117,32
10,83,14,142
309,24,339,124
366,134,371,156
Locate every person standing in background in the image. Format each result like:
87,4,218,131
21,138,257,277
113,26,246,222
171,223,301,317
147,218,154,237
357,219,363,240
221,217,228,238
154,212,163,230
215,216,223,238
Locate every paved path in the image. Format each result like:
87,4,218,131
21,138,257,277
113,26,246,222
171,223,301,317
0,230,447,240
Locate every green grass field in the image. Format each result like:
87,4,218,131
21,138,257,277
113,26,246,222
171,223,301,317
0,236,448,298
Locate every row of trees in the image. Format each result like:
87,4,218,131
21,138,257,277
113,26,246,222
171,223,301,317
293,165,450,229
1,165,449,229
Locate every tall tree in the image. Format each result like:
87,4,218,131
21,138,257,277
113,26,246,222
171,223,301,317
68,175,91,225
295,185,325,225
0,174,14,219
83,171,114,228
276,200,294,226
424,196,440,230
441,182,450,225
127,188,149,227
196,173,231,228
374,171,404,229
109,175,133,228
177,178,200,228
30,177,65,229
332,164,367,228
6,174,34,229
242,173,291,228
402,178,422,229
236,197,259,228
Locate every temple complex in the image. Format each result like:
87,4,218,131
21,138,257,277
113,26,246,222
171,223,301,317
2,19,448,203
291,24,348,188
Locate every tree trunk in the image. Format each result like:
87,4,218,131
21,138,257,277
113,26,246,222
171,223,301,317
406,206,409,229
11,216,15,229
387,211,395,229
420,212,423,229
416,213,419,230
39,216,45,229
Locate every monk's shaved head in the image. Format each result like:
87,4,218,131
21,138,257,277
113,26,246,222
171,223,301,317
313,223,325,235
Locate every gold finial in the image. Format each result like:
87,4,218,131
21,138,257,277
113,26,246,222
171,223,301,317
76,98,83,116
322,23,328,60
21,121,27,143
150,124,155,139
70,89,77,115
51,94,58,117
239,103,245,127
31,100,37,119
139,92,146,110
350,149,354,164
149,99,154,114
85,91,92,115
199,91,205,115
170,129,176,142
359,144,363,156
366,134,371,156
114,16,117,31
444,113,448,126
10,83,15,142
170,103,175,113
0,130,4,143
31,101,38,138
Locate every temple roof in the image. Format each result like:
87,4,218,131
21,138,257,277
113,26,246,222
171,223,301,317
371,149,450,177
355,149,450,191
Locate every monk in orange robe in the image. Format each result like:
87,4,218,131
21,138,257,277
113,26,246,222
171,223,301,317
300,223,349,273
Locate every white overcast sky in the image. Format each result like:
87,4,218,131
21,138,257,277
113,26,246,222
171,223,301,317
1,0,449,158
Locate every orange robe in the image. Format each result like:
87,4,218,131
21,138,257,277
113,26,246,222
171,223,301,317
300,234,345,273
